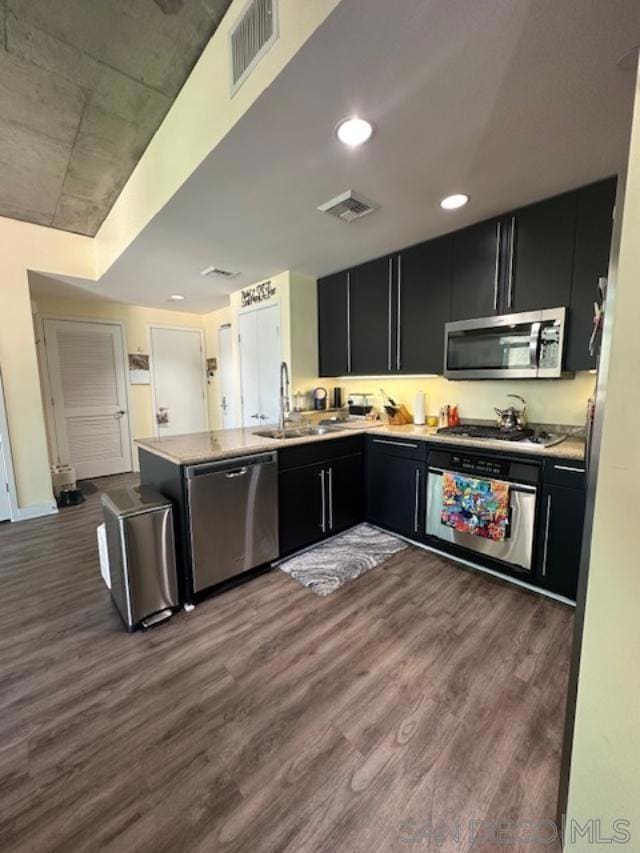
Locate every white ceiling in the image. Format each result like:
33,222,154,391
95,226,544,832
47,0,640,313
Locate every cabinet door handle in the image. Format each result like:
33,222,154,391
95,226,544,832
319,469,326,533
327,467,334,530
414,468,421,533
373,438,419,449
346,271,352,374
387,257,393,371
507,215,516,309
396,254,402,370
493,220,502,312
553,465,584,474
541,493,552,577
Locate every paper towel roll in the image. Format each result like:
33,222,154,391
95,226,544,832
414,391,426,425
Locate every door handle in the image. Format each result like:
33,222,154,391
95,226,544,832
114,410,126,418
319,470,326,533
414,468,420,533
251,413,260,419
507,215,516,309
221,396,228,411
493,220,502,312
259,414,269,420
387,257,393,370
327,467,334,530
541,494,552,577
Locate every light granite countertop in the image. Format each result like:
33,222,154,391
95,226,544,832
136,422,585,466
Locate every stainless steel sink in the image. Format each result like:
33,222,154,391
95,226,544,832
253,425,346,440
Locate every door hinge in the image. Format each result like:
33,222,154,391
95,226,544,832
51,396,55,407
5,482,9,494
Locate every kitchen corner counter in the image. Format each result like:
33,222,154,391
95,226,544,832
136,422,585,465
135,423,374,466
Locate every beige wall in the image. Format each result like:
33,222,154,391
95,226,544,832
0,217,94,509
564,66,640,846
328,373,594,426
31,287,218,466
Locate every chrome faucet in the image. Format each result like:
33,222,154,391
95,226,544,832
279,361,290,430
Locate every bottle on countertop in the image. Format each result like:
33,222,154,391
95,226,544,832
414,391,426,426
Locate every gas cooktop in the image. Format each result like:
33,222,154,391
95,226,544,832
437,425,534,441
435,425,571,450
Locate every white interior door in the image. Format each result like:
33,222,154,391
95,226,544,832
43,318,132,480
256,304,281,425
150,327,207,437
218,325,237,430
239,304,281,429
239,311,261,428
0,437,10,521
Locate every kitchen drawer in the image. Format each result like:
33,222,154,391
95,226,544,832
367,434,428,461
278,435,363,471
544,458,586,489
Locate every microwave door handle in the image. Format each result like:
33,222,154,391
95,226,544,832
529,321,542,369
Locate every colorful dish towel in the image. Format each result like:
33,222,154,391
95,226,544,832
441,472,510,542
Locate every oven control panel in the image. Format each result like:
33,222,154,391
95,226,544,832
429,449,540,485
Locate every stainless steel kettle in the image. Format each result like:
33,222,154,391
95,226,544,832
494,394,527,430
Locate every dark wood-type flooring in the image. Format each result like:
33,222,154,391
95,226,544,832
0,473,573,852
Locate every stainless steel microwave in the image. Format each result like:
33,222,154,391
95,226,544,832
443,307,567,380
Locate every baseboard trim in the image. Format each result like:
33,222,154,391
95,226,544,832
14,502,58,522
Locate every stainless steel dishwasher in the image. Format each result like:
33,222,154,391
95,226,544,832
185,452,279,593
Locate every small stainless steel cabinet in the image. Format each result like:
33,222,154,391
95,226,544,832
102,485,178,630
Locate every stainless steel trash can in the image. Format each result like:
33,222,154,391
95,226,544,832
102,485,178,630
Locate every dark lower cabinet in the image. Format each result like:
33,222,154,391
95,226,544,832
537,483,586,600
278,441,364,556
366,448,425,539
279,461,326,556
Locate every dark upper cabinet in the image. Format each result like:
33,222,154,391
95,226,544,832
566,177,617,372
397,236,452,374
318,271,350,377
507,191,577,313
451,218,502,320
537,482,586,600
350,255,395,375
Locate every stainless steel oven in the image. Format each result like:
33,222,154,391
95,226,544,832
444,307,567,380
426,449,540,572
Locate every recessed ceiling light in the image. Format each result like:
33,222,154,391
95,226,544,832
168,294,185,302
336,117,374,147
440,193,469,210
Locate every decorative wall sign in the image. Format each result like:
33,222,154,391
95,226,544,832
240,280,276,307
129,353,150,385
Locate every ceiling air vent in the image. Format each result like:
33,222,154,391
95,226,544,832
200,266,240,279
317,190,379,223
230,0,278,95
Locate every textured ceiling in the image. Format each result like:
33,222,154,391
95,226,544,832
0,0,233,235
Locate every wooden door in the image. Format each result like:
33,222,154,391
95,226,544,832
44,318,132,479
